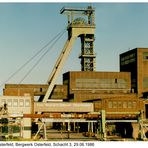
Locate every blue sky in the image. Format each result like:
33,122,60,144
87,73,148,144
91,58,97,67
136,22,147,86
0,3,148,93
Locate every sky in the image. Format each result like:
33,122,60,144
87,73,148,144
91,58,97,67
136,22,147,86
0,3,148,93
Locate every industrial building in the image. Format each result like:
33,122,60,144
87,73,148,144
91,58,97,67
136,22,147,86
0,6,148,141
120,48,148,96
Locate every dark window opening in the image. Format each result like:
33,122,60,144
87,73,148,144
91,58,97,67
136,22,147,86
115,79,117,83
145,104,148,119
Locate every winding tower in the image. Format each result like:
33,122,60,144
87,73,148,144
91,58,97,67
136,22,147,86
60,6,96,71
3,6,97,104
43,6,96,102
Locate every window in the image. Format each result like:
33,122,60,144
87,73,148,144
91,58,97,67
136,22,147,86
128,101,132,109
108,101,112,108
115,79,117,83
25,100,30,107
143,52,148,60
118,101,122,108
129,53,135,58
13,99,18,107
133,101,137,108
113,101,117,108
1,99,6,106
143,77,148,88
121,57,125,62
7,99,12,107
123,102,127,108
19,99,24,107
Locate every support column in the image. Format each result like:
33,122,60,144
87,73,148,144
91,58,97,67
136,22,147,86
23,118,31,139
96,120,101,139
101,110,106,140
43,122,47,140
91,122,93,133
67,122,70,139
139,110,146,140
73,122,76,132
88,122,90,132
132,122,139,140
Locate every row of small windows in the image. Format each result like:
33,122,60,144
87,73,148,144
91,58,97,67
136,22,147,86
120,58,136,66
121,53,136,62
76,79,127,89
108,101,137,109
120,53,136,66
0,99,30,107
121,52,148,65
